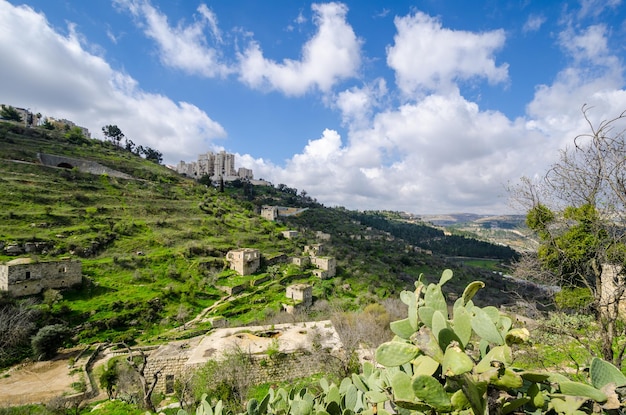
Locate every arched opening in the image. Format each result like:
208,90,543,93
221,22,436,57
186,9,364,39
57,162,73,169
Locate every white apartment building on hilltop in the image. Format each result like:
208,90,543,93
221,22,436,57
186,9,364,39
176,150,253,181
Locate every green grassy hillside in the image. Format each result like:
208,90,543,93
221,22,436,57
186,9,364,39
0,121,540,366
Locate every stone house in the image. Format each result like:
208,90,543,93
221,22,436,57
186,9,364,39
226,248,260,275
304,244,324,257
0,257,82,296
281,230,299,239
261,206,278,221
285,283,312,307
292,256,311,267
310,256,336,278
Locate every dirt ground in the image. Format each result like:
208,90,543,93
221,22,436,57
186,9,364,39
0,351,83,407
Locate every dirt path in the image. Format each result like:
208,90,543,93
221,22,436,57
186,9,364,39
0,351,82,406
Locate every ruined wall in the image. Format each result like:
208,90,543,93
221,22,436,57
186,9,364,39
0,259,82,296
146,352,337,395
38,153,132,179
600,264,626,319
226,249,260,275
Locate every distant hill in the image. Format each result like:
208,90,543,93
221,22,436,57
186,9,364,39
0,121,546,367
421,213,537,252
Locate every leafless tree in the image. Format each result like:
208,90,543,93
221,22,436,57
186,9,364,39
0,296,39,365
119,343,162,412
510,105,626,366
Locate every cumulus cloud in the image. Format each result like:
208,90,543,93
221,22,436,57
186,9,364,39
0,1,226,164
237,2,362,96
240,7,626,214
387,11,508,95
114,0,231,77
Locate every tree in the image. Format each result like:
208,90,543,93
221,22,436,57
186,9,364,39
31,324,71,360
140,145,163,164
0,296,39,366
0,104,22,122
42,117,55,130
102,124,125,147
65,126,88,144
512,105,626,366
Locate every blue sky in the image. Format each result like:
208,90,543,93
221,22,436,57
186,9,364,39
1,0,626,214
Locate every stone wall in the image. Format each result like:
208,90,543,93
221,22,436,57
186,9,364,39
600,264,626,319
0,258,82,296
38,153,132,179
146,351,338,395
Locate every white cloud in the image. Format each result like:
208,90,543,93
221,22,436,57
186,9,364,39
240,15,626,214
237,2,362,96
0,1,226,164
522,14,546,33
114,0,231,77
387,11,509,95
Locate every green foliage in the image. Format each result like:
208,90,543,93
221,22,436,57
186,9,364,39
554,287,594,312
180,270,626,415
31,324,71,360
102,124,125,147
65,126,88,145
0,105,22,122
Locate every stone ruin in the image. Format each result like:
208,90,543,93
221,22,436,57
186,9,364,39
0,257,82,297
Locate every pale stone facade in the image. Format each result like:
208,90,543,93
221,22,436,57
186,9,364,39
144,321,343,394
600,264,626,319
310,256,336,278
292,256,311,267
304,244,324,257
261,206,278,221
260,206,309,221
226,248,260,275
285,283,312,307
0,258,82,296
281,230,299,239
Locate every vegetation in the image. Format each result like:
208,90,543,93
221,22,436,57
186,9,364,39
0,105,23,122
3,119,605,413
512,106,626,367
178,271,626,415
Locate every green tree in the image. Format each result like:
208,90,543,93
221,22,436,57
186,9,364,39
102,124,125,147
31,324,71,360
65,126,88,144
0,104,22,122
139,145,163,164
512,105,626,366
42,117,55,130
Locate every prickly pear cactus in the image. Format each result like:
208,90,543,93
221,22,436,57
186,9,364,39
182,270,626,415
374,269,609,414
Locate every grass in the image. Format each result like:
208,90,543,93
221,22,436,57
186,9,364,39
0,121,536,350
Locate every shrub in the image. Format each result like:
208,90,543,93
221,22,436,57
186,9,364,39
31,324,71,360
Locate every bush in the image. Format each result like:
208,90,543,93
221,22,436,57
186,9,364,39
31,324,71,360
554,286,594,312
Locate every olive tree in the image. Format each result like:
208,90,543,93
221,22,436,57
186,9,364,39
511,105,626,366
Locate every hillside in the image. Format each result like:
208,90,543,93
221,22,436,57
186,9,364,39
0,121,546,367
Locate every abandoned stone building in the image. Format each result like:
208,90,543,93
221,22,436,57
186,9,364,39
0,257,82,296
286,283,312,306
261,206,279,221
304,244,324,256
310,256,336,279
281,230,299,239
261,206,309,221
144,320,343,394
226,248,260,275
291,256,311,267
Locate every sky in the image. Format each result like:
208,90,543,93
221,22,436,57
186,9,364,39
1,0,626,214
